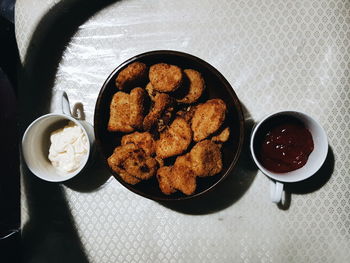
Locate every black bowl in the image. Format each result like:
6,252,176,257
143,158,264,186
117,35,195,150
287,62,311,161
94,50,245,201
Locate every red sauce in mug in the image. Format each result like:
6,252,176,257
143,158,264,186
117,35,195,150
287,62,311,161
258,119,314,173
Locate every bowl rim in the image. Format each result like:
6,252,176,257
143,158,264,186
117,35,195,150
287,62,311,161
94,50,245,201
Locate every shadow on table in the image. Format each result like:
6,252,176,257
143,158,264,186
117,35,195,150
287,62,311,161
278,146,335,210
64,153,111,193
21,168,90,263
20,0,119,262
160,104,258,215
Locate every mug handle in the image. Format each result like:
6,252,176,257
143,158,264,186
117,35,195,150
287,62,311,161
270,181,284,203
61,91,72,116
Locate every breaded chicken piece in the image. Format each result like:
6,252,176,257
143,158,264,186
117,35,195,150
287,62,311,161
123,152,158,180
157,154,197,195
191,99,226,141
129,87,146,129
176,105,197,124
143,93,175,131
190,140,223,177
121,131,156,156
115,62,147,90
107,91,134,132
174,153,192,169
107,144,140,185
107,144,158,182
211,127,230,143
155,156,164,167
171,164,197,195
149,63,183,92
177,69,205,104
145,82,160,101
157,166,176,195
156,118,192,159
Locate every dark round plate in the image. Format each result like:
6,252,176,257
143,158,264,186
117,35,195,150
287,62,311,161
94,50,244,201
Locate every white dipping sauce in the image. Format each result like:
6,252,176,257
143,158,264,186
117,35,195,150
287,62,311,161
48,121,88,174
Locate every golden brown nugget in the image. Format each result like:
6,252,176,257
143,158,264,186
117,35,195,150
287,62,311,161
129,87,146,129
145,82,160,101
171,164,197,195
115,62,147,90
157,166,176,195
190,140,223,177
177,69,205,104
107,145,140,185
211,127,230,143
143,93,174,131
155,156,164,167
107,92,134,132
107,144,157,181
123,152,158,180
149,63,183,92
173,153,192,169
176,105,197,124
121,131,156,156
191,99,226,141
156,118,192,159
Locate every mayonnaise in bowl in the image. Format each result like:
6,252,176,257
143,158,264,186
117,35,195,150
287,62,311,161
48,121,89,174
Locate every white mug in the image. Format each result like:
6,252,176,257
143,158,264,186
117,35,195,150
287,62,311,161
250,111,328,203
22,92,94,182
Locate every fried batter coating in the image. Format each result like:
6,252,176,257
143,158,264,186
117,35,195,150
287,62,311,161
211,127,230,143
155,156,164,167
115,62,147,90
191,99,227,142
143,93,175,131
149,63,183,92
123,152,158,180
156,118,192,159
129,87,146,129
145,82,160,101
171,164,197,195
107,144,158,182
107,144,140,184
190,140,223,177
157,166,176,195
176,105,197,124
107,91,134,132
177,69,205,104
121,131,156,156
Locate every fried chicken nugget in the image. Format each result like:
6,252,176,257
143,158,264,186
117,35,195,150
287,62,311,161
107,91,134,132
177,69,205,104
157,166,176,195
176,105,197,124
107,144,141,184
121,131,156,156
171,162,197,195
145,82,160,101
191,99,227,142
115,62,147,90
156,118,192,159
149,63,183,92
211,127,230,143
129,87,146,130
190,140,223,177
143,93,174,131
107,144,158,182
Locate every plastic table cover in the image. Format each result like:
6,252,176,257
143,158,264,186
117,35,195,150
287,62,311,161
16,0,350,262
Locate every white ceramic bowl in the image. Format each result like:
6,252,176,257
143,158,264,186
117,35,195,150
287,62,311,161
22,92,94,182
250,111,328,203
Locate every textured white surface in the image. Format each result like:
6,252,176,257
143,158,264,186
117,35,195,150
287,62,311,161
16,0,350,262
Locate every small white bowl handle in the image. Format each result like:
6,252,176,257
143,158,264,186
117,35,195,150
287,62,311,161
270,181,284,203
61,91,72,117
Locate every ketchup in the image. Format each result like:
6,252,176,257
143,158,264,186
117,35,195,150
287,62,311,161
257,117,314,173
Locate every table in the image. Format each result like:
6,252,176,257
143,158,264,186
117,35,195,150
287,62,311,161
16,0,350,262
